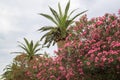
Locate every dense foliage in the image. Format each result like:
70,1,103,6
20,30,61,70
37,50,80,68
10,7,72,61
2,10,120,80
54,13,120,80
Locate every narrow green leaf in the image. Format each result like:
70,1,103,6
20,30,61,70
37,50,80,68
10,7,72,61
43,32,54,47
33,41,40,52
65,20,73,27
53,41,56,46
49,7,60,24
68,8,79,19
58,2,62,17
71,10,88,21
65,0,70,16
40,31,52,41
29,40,33,54
63,0,71,27
10,52,23,54
40,13,58,25
24,38,30,48
34,48,41,54
17,42,26,49
23,38,31,54
38,26,55,32
18,45,29,54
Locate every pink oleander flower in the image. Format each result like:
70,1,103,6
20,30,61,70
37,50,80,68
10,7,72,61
59,66,64,71
102,57,107,62
50,75,55,79
95,57,99,63
97,52,102,56
99,16,105,21
108,58,114,63
90,54,95,59
86,61,90,66
26,71,31,76
96,21,103,26
33,65,37,69
36,72,41,78
64,41,71,47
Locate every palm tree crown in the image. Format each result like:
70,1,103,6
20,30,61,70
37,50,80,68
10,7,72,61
16,38,41,61
38,0,87,47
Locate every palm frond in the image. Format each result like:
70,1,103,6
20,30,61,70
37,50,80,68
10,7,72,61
14,38,41,61
49,7,60,24
10,52,23,54
34,48,41,54
40,31,52,41
18,45,29,54
58,2,63,17
39,0,87,47
68,8,79,19
62,0,70,26
40,13,58,25
65,20,73,28
38,26,55,32
17,41,27,49
23,38,30,50
64,0,70,17
33,41,40,52
29,40,34,55
71,10,88,21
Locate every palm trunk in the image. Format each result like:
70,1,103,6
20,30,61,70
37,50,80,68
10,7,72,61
57,40,66,48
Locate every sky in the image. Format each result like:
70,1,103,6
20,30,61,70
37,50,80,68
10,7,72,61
0,0,120,75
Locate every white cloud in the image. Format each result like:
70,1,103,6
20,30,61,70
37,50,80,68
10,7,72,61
0,9,13,33
81,0,120,18
0,5,23,34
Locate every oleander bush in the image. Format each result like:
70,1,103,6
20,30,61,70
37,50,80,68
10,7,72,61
2,11,120,80
54,13,120,80
26,12,120,80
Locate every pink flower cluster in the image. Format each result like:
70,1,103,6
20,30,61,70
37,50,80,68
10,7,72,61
25,11,120,80
54,12,120,79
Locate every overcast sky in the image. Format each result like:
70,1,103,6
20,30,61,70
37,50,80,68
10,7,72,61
0,0,120,75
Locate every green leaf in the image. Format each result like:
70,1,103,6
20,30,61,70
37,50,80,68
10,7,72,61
68,8,79,19
65,20,73,27
29,40,33,55
40,13,58,25
24,38,30,49
38,26,55,32
43,32,55,47
17,41,26,48
17,41,29,53
53,41,56,46
24,38,31,54
58,2,63,17
40,31,52,41
62,0,70,24
71,10,88,21
49,7,60,24
18,45,29,54
34,48,41,54
65,0,70,16
33,41,40,52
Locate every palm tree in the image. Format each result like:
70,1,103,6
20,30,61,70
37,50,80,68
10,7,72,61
2,38,42,80
38,0,87,47
2,61,30,80
14,38,41,61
